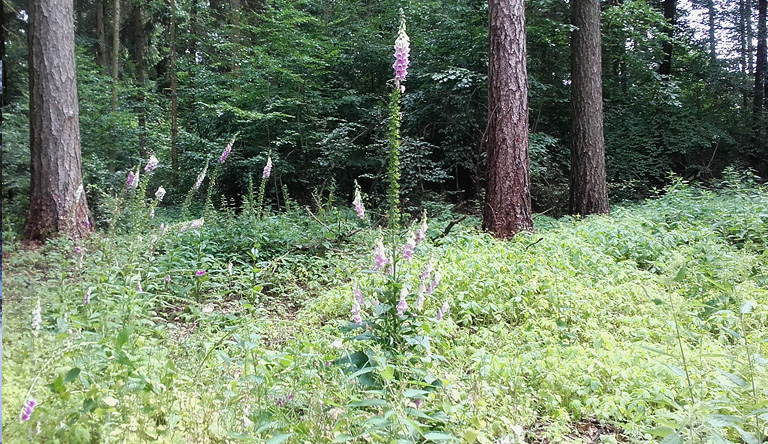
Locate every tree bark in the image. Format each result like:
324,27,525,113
483,0,533,238
707,0,716,63
754,0,767,152
133,3,147,157
96,0,108,72
170,0,179,176
659,0,676,76
26,0,93,241
570,0,609,216
110,0,120,109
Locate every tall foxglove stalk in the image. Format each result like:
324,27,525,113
352,183,365,219
386,10,410,227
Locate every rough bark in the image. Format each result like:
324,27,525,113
170,0,179,176
707,0,717,63
659,0,676,76
96,0,108,72
483,0,533,238
754,0,767,151
26,0,93,241
134,3,147,157
570,0,610,216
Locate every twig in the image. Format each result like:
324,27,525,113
431,215,468,244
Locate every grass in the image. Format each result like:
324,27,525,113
2,175,767,443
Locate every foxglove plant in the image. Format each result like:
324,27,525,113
20,398,37,421
352,182,365,220
253,156,273,219
385,10,410,227
144,155,159,172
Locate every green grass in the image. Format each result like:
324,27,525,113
2,176,767,443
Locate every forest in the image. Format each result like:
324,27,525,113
2,0,768,442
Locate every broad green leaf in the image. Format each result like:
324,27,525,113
116,328,131,348
718,369,748,388
423,431,457,442
402,389,429,399
102,396,119,407
740,300,756,314
349,398,387,407
332,434,355,442
673,264,687,282
64,367,81,384
463,428,481,444
660,433,683,444
265,433,292,444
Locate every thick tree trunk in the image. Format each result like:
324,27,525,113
570,0,609,216
230,0,241,75
707,0,716,63
659,0,676,76
134,3,147,157
110,0,120,109
96,0,108,72
754,0,767,151
170,0,179,176
483,0,533,238
26,0,93,241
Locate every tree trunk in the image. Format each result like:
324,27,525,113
26,0,93,241
754,0,767,152
483,0,533,238
96,0,108,73
134,3,147,157
170,0,179,177
110,0,120,109
570,0,609,216
707,0,716,63
230,0,241,75
659,0,676,76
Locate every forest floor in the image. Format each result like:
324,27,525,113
2,178,768,443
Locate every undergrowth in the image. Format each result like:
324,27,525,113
2,175,767,443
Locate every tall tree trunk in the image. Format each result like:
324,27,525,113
230,0,241,75
748,0,755,76
483,0,533,238
110,0,120,109
570,0,609,216
740,0,748,74
170,0,179,177
108,0,120,172
754,0,767,152
707,0,717,63
134,3,147,157
96,0,108,72
26,0,93,241
659,0,676,76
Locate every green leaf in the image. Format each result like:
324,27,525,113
673,264,687,282
102,396,119,407
660,432,683,444
64,367,81,384
740,300,755,314
718,369,748,388
423,432,457,442
379,365,395,381
463,429,481,444
348,398,387,407
265,433,293,444
116,328,131,349
332,434,355,442
402,389,430,399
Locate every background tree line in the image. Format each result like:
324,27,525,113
2,0,767,236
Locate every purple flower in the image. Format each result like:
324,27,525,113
420,262,433,281
137,282,143,292
354,286,365,305
402,233,416,261
84,218,91,228
75,246,83,255
126,171,135,189
352,300,362,325
144,155,159,172
194,163,208,191
413,399,422,409
393,13,410,91
397,286,409,317
220,136,236,163
426,271,441,295
436,301,450,321
262,157,273,179
416,213,428,244
352,188,365,219
83,289,92,305
196,270,206,277
165,275,171,283
415,286,425,310
20,398,37,421
373,240,390,271
130,170,140,188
